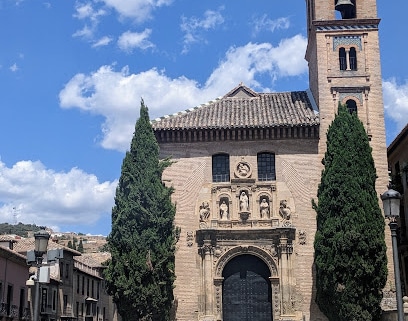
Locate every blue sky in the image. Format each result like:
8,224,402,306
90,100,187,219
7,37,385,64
0,0,407,236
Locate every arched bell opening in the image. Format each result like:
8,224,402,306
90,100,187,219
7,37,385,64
334,0,356,19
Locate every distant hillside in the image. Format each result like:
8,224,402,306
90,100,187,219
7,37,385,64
0,222,46,237
0,222,107,253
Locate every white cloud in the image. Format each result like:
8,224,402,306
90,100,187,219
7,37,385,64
117,29,154,52
181,8,225,53
92,36,113,48
10,63,19,72
73,2,107,40
383,78,408,139
0,160,117,231
101,0,173,22
73,24,94,39
59,35,308,152
251,15,290,37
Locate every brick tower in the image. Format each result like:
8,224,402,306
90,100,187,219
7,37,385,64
305,0,395,313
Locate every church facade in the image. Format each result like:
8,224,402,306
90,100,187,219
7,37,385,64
152,1,393,320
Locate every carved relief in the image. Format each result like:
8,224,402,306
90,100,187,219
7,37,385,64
298,230,307,245
235,161,252,178
214,245,278,278
186,231,194,247
279,200,291,220
199,202,211,228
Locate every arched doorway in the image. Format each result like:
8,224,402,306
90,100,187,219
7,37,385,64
222,254,272,321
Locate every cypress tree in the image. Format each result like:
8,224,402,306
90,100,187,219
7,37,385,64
77,239,84,253
313,104,387,321
104,100,176,321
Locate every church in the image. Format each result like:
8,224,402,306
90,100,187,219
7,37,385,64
151,0,393,320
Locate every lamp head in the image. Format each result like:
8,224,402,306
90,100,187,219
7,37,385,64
381,189,402,219
34,230,50,257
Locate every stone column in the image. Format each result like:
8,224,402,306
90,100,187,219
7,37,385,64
278,232,294,316
202,240,214,316
345,48,350,70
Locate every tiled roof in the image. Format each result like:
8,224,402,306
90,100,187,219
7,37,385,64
13,237,81,256
75,252,110,267
0,245,27,262
152,85,319,131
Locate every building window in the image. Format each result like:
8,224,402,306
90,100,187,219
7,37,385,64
257,152,276,181
349,47,357,70
339,47,357,71
76,275,80,293
82,276,85,295
63,295,68,314
19,288,25,319
52,290,57,311
339,47,346,70
346,99,357,114
6,284,13,315
212,154,230,182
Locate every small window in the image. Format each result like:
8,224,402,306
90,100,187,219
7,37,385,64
257,152,276,181
212,154,230,182
339,47,347,70
349,47,357,70
346,99,357,114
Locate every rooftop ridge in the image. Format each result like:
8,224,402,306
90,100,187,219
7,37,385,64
152,96,223,123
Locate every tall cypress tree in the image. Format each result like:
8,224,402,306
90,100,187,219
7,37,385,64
104,100,176,321
313,104,387,321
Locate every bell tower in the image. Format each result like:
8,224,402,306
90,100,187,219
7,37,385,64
305,0,387,173
305,0,394,311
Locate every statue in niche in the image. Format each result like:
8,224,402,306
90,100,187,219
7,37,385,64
260,198,270,218
199,202,210,222
219,200,229,220
279,200,291,220
239,191,249,212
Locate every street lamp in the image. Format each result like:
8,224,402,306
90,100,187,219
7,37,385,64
33,230,50,321
381,189,403,321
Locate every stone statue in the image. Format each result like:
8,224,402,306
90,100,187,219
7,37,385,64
199,202,210,222
260,198,270,218
279,200,291,220
240,191,249,211
219,201,229,220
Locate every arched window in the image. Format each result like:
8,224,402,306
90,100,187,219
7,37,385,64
257,152,276,181
339,47,347,70
334,0,356,19
349,47,357,70
346,99,357,114
212,154,230,182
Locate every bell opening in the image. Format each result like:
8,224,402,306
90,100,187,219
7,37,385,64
335,0,356,19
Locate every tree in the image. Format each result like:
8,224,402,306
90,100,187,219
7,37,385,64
104,100,177,321
313,104,387,321
77,239,84,253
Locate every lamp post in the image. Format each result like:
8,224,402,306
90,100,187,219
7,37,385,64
381,188,404,321
32,230,50,321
